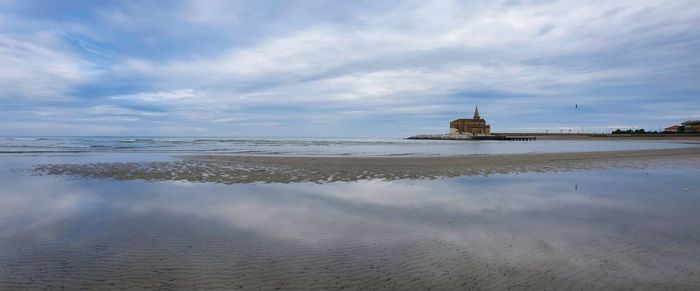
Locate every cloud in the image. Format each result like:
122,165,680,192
110,89,202,104
0,34,95,100
0,0,699,135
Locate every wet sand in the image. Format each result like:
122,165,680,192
3,166,700,290
35,147,700,184
5,149,700,289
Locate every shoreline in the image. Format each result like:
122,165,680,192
35,146,700,184
494,133,700,141
408,133,700,141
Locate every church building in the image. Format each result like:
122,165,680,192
449,106,491,135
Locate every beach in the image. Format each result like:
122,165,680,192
3,139,700,289
5,0,700,289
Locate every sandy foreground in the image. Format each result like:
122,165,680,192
13,146,700,290
35,147,700,184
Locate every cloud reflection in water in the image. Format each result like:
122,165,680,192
1,168,699,289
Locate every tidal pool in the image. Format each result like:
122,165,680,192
1,156,699,289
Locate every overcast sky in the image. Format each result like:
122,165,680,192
1,0,698,136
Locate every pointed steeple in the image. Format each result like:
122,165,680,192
473,105,480,120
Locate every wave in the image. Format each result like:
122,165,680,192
8,137,46,141
117,138,154,143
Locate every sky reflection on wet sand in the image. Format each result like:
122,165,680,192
1,160,699,289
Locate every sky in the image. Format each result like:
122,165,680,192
0,0,698,137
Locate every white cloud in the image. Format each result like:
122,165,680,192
86,105,162,116
1,0,698,134
0,34,95,100
110,89,202,103
113,0,692,99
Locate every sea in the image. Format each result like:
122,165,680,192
0,136,694,156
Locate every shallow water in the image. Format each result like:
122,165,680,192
1,155,699,289
0,136,693,156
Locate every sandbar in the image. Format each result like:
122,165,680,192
35,147,700,184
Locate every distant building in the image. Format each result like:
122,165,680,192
664,125,681,133
681,120,700,133
664,120,700,133
450,106,491,135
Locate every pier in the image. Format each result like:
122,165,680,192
409,107,537,141
407,135,536,141
506,136,536,141
471,135,537,141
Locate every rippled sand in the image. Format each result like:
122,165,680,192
4,149,700,289
2,167,700,289
34,147,700,184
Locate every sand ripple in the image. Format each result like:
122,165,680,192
33,147,700,184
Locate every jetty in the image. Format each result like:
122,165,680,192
474,135,536,141
407,134,536,141
407,106,536,141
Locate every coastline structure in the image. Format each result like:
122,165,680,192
409,106,538,140
665,120,700,133
449,106,490,135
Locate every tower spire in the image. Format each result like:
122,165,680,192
473,105,480,119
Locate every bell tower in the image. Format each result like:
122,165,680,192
473,105,480,120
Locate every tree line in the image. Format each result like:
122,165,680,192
611,128,693,134
611,129,658,134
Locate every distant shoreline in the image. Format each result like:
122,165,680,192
408,133,700,142
496,133,700,141
35,147,700,184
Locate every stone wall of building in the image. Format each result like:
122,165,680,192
682,120,700,133
449,106,491,135
449,119,490,135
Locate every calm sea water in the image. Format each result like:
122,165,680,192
0,155,699,289
0,136,693,156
